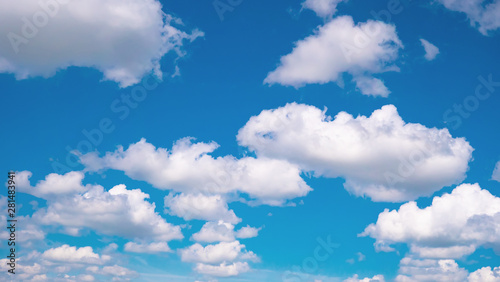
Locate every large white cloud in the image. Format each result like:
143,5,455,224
436,0,500,35
80,138,311,206
302,0,346,18
264,15,402,97
237,103,473,202
19,171,183,242
362,183,500,258
164,193,240,224
0,0,203,87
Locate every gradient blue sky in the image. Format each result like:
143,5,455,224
1,0,500,281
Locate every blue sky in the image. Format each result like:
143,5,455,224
1,0,500,281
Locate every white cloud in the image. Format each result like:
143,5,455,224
235,225,261,239
164,193,240,224
352,76,390,97
179,241,257,265
191,221,261,243
395,258,468,282
124,241,172,253
302,0,346,18
21,172,183,241
17,171,89,198
0,0,203,87
42,245,109,265
362,183,500,258
237,103,473,202
436,0,500,35
192,221,236,243
80,138,311,206
344,274,385,282
194,262,250,277
492,161,500,182
468,266,500,281
419,39,439,61
264,16,402,97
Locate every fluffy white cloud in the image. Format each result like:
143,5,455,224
191,221,261,243
238,103,473,202
436,0,500,35
264,16,402,97
302,0,345,17
124,241,171,253
0,0,203,87
468,266,500,281
362,184,500,258
179,241,257,265
395,257,468,282
42,245,109,264
80,138,311,206
192,221,236,243
17,171,87,197
194,262,250,277
235,225,261,239
22,172,183,242
492,161,500,182
419,39,439,61
344,274,385,282
164,193,240,224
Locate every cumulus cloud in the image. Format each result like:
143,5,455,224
436,0,500,35
80,138,311,206
237,103,473,202
302,0,346,18
0,245,131,281
362,183,500,258
191,221,261,243
21,172,183,242
0,0,203,87
492,161,500,182
17,170,87,197
42,245,109,265
179,241,257,265
344,274,385,282
264,16,402,97
395,257,468,282
235,225,261,239
192,221,237,243
468,266,500,281
164,193,240,224
419,39,439,61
